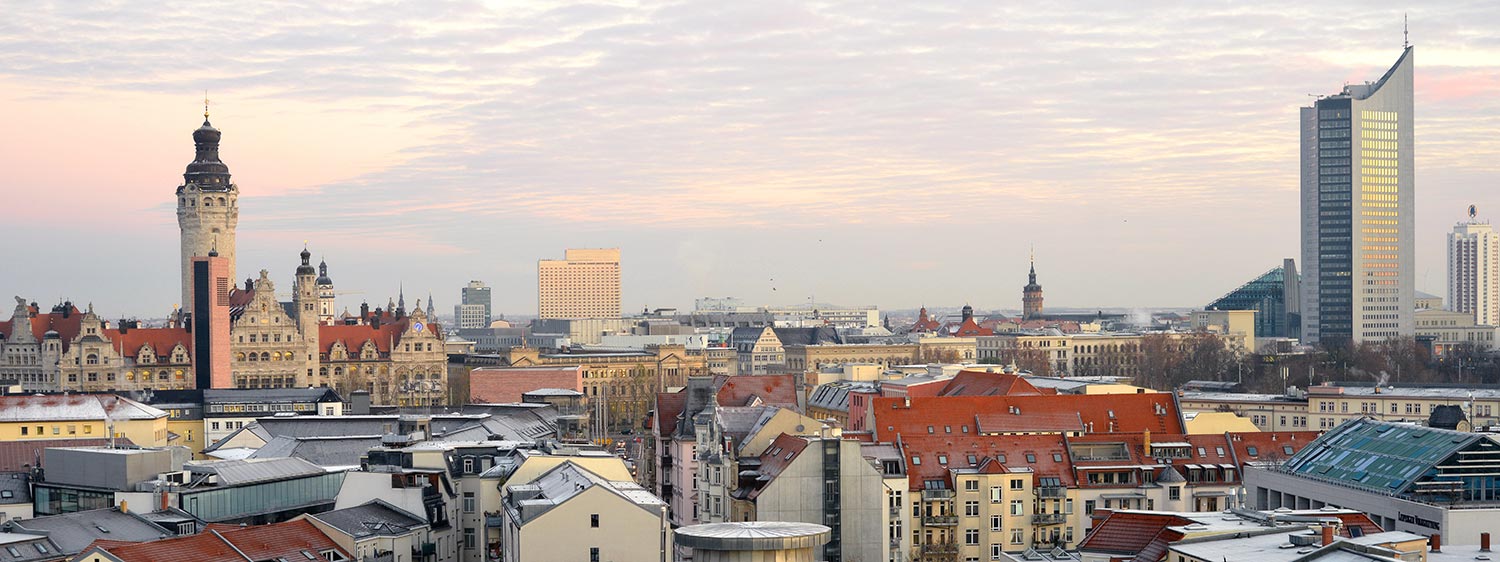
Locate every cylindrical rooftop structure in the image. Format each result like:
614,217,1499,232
674,521,831,562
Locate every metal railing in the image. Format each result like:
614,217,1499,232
922,489,955,500
1035,486,1066,498
922,514,958,526
920,542,958,555
1032,512,1066,525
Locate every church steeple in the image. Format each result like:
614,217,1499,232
1023,251,1044,320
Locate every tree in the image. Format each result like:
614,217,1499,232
995,347,1054,376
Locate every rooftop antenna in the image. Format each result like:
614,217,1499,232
1403,13,1409,49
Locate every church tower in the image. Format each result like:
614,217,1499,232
294,248,321,387
316,258,336,324
177,104,239,309
1023,254,1044,319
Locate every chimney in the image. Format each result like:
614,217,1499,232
119,500,128,514
1143,429,1151,458
1429,533,1441,553
1481,532,1491,552
1321,524,1334,546
159,490,170,512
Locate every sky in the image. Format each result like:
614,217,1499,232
1,1,1498,319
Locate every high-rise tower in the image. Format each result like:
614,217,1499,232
177,105,239,310
1022,255,1044,319
1449,206,1499,326
1300,47,1415,345
294,248,320,387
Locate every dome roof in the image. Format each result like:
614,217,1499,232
183,118,232,188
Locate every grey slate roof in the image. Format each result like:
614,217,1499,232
4,508,172,554
0,473,31,505
185,457,325,487
248,435,383,468
311,500,427,538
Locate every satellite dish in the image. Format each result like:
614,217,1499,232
1471,204,1479,220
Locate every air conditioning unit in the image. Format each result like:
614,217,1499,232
158,471,191,484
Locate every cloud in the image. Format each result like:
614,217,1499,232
1,1,1498,316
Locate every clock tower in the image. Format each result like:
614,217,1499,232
177,105,239,311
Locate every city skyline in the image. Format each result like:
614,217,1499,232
3,2,1498,318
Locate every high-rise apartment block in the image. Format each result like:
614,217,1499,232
455,280,492,329
1449,206,1499,326
1300,47,1415,344
538,248,621,319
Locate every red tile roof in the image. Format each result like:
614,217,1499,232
106,327,192,360
948,317,994,337
714,374,800,408
899,434,1075,491
1225,430,1321,464
975,411,1084,434
0,305,85,352
750,433,810,499
873,392,1183,442
1078,511,1196,555
319,322,404,355
939,371,1042,397
651,391,688,433
81,519,347,562
469,366,583,403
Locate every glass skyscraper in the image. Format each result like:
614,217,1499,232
1300,47,1415,345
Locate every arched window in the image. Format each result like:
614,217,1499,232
158,370,169,380
235,353,245,361
86,354,99,365
248,353,258,362
260,352,270,362
203,197,213,207
217,197,226,206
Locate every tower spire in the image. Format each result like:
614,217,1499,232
1403,13,1409,49
204,90,210,120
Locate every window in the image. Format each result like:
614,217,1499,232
991,544,1002,560
1084,500,1095,514
912,456,921,465
990,515,1001,531
34,544,48,555
1025,453,1036,463
965,529,979,545
1010,500,1024,516
1053,453,1063,462
938,455,948,465
965,500,979,517
4,547,18,557
990,486,1001,503
590,547,600,562
1011,528,1024,544
20,427,26,436
463,527,475,549
1169,486,1181,500
964,479,978,491
463,492,475,513
591,514,599,528
1010,479,1023,490
1246,446,1259,456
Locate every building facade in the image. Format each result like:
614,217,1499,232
1449,209,1499,326
1300,47,1415,344
457,280,492,329
537,248,621,319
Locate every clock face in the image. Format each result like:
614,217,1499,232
413,322,425,332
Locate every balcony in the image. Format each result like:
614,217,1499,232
921,489,955,501
920,542,959,555
485,512,504,528
1035,486,1066,499
1032,513,1066,525
922,514,959,526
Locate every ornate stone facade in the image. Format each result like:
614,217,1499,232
0,300,194,393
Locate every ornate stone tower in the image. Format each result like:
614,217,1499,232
1022,255,1044,319
316,258,336,324
177,107,239,309
294,248,321,387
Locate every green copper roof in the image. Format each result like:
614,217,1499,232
1282,418,1483,495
